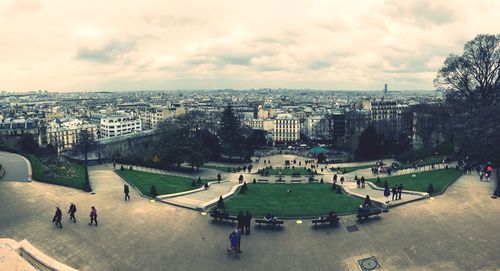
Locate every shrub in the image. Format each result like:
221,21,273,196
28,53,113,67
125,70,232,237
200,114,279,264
120,165,124,171
216,196,224,210
320,178,324,184
253,178,256,184
150,185,158,198
427,183,434,194
129,166,133,170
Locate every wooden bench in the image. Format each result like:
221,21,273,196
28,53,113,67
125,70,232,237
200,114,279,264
312,216,339,227
258,179,269,183
356,209,381,220
210,213,237,223
290,179,302,183
255,219,284,226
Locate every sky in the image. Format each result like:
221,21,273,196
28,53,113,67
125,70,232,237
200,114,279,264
1,0,499,92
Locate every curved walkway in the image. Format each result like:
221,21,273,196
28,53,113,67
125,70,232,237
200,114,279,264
0,151,31,182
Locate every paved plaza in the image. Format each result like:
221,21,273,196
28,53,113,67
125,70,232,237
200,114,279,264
1,152,500,270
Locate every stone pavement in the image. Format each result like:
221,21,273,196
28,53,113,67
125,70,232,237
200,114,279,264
2,152,500,270
159,181,237,210
0,151,31,182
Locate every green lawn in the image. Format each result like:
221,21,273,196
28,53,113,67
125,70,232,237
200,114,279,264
224,183,364,217
115,169,213,197
397,155,447,169
27,154,86,190
371,168,462,195
331,164,376,174
263,167,314,176
201,164,239,172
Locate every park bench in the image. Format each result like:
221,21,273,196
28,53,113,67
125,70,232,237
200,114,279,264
312,216,339,227
210,213,237,223
290,179,302,183
255,219,284,227
275,179,285,183
356,209,381,220
258,179,269,183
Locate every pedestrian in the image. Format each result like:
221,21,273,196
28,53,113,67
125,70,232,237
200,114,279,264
480,171,484,181
217,173,221,183
237,212,245,233
124,184,130,201
244,211,252,235
356,178,360,188
113,161,116,169
391,185,397,201
398,184,403,200
68,202,77,223
333,174,337,182
88,206,98,226
383,186,390,204
238,174,244,184
340,176,344,185
361,176,365,188
228,229,241,259
52,207,63,228
204,182,209,190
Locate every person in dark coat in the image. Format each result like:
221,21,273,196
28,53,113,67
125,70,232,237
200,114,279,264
398,184,403,200
391,185,397,201
237,212,245,233
89,206,98,226
68,203,77,223
340,176,344,185
53,207,62,228
361,176,365,188
356,178,360,188
124,184,130,201
244,211,252,235
217,173,222,183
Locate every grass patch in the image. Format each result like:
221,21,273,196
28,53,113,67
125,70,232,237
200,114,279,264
201,164,239,172
331,164,376,174
224,183,363,217
27,154,86,190
262,167,314,176
371,168,462,195
115,169,213,197
397,155,447,170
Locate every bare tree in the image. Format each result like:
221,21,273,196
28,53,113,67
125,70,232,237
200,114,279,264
72,130,97,192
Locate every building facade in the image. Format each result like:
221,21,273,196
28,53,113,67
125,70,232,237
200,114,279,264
99,115,142,138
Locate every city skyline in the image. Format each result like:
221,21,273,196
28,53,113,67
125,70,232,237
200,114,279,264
1,0,499,92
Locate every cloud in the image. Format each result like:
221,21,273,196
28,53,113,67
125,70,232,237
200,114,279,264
76,40,136,64
1,0,500,91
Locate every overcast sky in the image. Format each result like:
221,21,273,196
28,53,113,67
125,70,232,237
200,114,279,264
1,0,499,92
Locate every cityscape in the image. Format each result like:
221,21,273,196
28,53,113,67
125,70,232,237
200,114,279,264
1,1,499,271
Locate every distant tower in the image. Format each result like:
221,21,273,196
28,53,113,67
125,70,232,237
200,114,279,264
383,84,388,95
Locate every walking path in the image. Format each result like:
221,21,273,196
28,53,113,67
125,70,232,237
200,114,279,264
160,181,239,210
0,151,31,182
1,152,500,270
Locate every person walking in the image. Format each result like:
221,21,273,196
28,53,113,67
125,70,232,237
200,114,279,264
244,211,252,235
384,186,390,204
124,184,130,201
237,212,245,233
356,178,360,188
398,184,403,200
68,203,77,223
88,206,98,226
361,176,366,188
391,185,397,201
52,207,63,228
217,173,221,183
228,229,241,259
